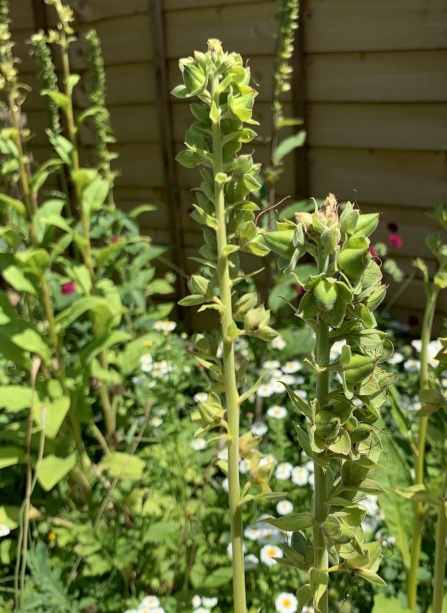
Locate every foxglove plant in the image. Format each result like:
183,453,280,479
264,195,391,612
173,39,285,612
395,202,447,612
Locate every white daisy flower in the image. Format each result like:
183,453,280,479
272,335,286,350
139,595,160,609
411,339,422,353
271,380,287,394
259,527,281,544
330,339,346,360
217,448,228,461
244,525,263,541
294,375,305,385
267,405,288,419
308,472,315,488
251,421,268,436
191,595,201,608
276,500,293,516
257,383,275,397
282,360,302,374
302,607,315,613
150,417,163,427
271,368,283,379
275,592,298,613
152,320,164,331
403,359,421,372
0,525,11,538
239,458,251,474
194,392,208,403
244,554,259,569
149,608,165,613
264,360,281,369
124,610,139,613
387,352,404,365
291,466,309,486
193,608,210,613
260,453,277,467
304,460,314,473
260,544,283,566
140,354,153,372
155,407,167,416
162,321,176,332
278,374,295,386
221,477,229,492
191,438,207,451
275,462,293,480
202,597,218,608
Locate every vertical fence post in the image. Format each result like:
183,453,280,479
31,0,49,31
292,0,310,200
148,0,187,318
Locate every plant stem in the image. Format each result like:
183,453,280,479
433,469,447,613
211,73,246,613
313,247,329,613
8,93,91,476
60,34,115,442
407,288,439,610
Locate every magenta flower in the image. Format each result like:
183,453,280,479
295,285,304,296
110,236,119,244
369,246,377,257
61,281,76,295
388,234,403,248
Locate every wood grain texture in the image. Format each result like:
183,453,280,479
307,50,447,102
305,0,447,53
309,148,447,208
308,103,447,152
165,2,277,59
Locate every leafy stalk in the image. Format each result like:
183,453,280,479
174,39,281,612
265,195,389,610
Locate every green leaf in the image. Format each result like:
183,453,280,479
41,90,69,113
54,296,115,331
11,328,52,365
272,131,306,166
0,193,26,217
34,395,70,439
225,321,239,343
37,454,77,491
297,584,312,613
143,522,177,543
310,568,328,612
356,568,386,587
417,388,447,417
283,383,313,419
99,452,145,480
47,132,74,166
203,567,233,588
80,330,132,367
394,484,442,508
82,176,110,215
374,433,414,569
0,261,37,296
127,204,157,218
0,386,34,412
372,594,412,613
0,445,26,469
262,512,315,531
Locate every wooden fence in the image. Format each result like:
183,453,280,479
10,0,447,329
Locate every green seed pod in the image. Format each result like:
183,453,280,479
263,230,295,259
343,353,376,387
362,284,386,311
338,247,372,282
315,409,341,441
192,392,225,427
340,203,359,236
188,274,210,296
354,213,380,237
341,460,371,486
350,422,372,443
344,415,359,433
239,430,262,457
183,62,206,95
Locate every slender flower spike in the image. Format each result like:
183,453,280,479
265,194,389,611
173,40,279,613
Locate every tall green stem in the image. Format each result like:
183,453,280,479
433,469,447,613
211,73,246,613
60,33,115,441
313,248,329,613
407,289,439,610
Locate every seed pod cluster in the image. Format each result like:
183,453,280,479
264,195,391,601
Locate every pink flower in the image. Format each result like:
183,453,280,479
61,281,76,295
369,246,377,257
110,236,119,244
388,234,403,249
295,285,304,296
